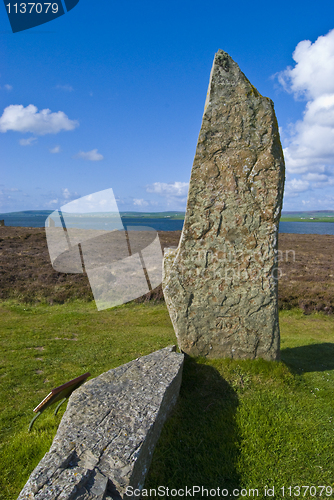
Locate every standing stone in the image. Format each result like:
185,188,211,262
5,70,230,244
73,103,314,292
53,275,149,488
17,346,184,500
163,50,285,361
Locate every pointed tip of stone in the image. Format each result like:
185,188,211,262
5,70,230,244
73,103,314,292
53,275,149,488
214,48,235,69
203,49,263,115
216,48,228,55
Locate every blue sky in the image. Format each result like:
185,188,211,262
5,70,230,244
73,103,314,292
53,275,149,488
1,0,334,213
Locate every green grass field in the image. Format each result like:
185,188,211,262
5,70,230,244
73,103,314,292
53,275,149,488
280,216,334,223
0,301,333,499
280,211,334,223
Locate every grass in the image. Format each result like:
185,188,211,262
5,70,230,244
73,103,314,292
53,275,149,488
280,211,334,223
0,300,175,500
0,303,334,499
280,216,334,223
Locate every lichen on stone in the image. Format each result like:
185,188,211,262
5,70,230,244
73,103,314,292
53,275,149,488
162,50,285,361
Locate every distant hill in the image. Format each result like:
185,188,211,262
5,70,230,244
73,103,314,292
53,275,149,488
281,210,334,222
281,210,334,217
120,211,186,219
1,209,333,226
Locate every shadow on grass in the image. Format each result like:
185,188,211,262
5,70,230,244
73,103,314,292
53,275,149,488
281,343,334,373
144,356,241,497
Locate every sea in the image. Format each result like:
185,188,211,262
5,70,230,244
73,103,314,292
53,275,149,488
0,211,334,235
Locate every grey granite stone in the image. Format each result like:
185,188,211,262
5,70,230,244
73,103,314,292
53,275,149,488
163,50,285,361
18,346,184,499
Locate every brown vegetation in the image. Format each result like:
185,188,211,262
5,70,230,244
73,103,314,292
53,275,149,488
0,227,333,314
278,233,334,314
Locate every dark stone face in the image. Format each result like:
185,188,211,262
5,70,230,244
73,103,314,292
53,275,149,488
163,50,285,361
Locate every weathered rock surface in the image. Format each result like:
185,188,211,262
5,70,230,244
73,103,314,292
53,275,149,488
18,346,184,499
163,50,285,361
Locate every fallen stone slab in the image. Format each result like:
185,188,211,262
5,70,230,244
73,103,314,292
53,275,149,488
18,346,184,500
163,50,285,361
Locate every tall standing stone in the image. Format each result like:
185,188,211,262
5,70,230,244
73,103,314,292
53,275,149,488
163,50,285,360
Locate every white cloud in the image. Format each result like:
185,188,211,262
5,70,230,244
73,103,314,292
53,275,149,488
47,198,59,207
278,30,334,100
74,149,104,161
146,181,189,196
46,188,80,208
302,172,334,186
0,104,79,135
282,97,334,173
50,145,61,153
2,84,12,91
56,84,74,92
133,198,149,207
19,136,37,146
146,181,188,210
59,188,80,204
301,195,334,208
62,188,71,199
284,178,310,197
277,29,334,200
60,188,117,214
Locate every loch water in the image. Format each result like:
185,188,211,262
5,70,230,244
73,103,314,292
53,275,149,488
0,212,334,235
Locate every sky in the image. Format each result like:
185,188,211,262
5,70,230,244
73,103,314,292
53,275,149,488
1,0,334,213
